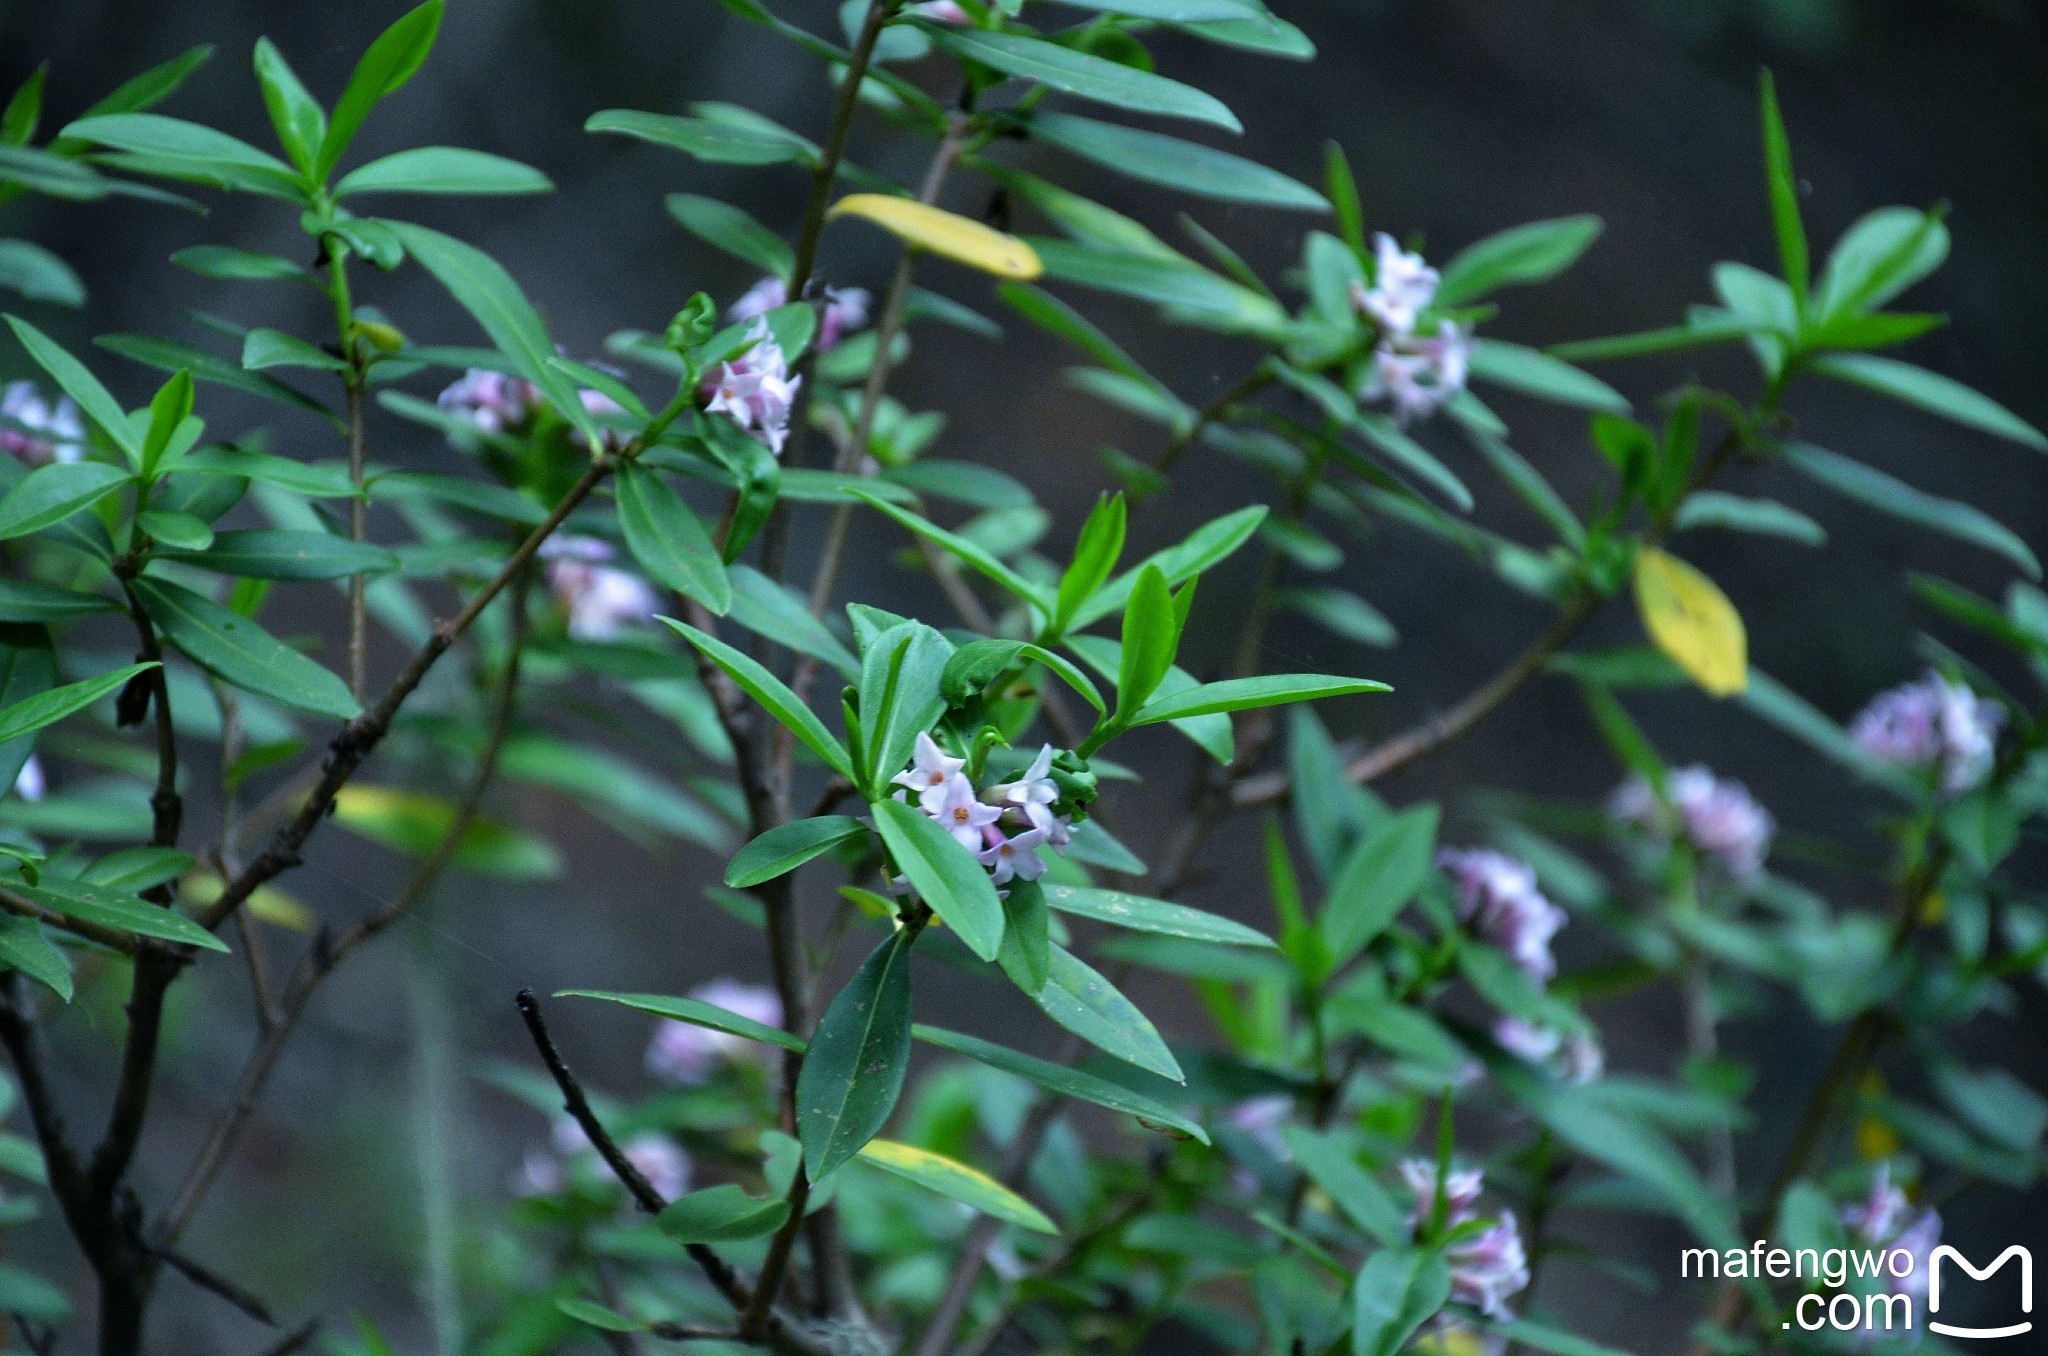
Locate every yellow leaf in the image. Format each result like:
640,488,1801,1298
180,870,315,931
826,194,1042,279
856,1138,1057,1233
1633,547,1747,696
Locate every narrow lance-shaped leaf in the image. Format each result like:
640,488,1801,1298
558,989,806,1053
318,0,444,178
1034,943,1183,1082
797,929,915,1179
724,816,868,889
0,663,156,745
829,195,1042,280
1352,1250,1451,1356
922,25,1241,131
856,1139,1056,1234
1758,69,1809,307
131,576,359,719
614,461,731,614
0,462,132,541
871,797,1004,962
913,1023,1209,1143
4,314,142,462
658,1185,790,1243
1133,673,1389,725
659,618,853,779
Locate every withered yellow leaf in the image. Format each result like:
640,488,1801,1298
1633,547,1747,696
827,194,1042,279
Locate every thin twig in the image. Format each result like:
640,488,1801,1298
153,1244,276,1326
785,0,901,301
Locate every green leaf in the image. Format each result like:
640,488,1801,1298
95,332,331,421
658,1184,790,1242
666,193,793,277
0,240,83,306
1043,880,1273,947
1034,943,1183,1081
0,579,117,622
169,245,312,285
725,816,868,889
1547,314,1764,365
318,0,445,179
3,314,142,462
0,916,71,1000
659,618,852,778
17,875,227,951
850,491,1053,620
926,28,1240,131
1030,238,1288,332
131,576,359,718
727,565,857,679
614,461,730,613
871,798,1004,962
135,510,210,552
857,1138,1056,1233
0,663,153,746
1735,669,1919,798
940,639,1105,715
1050,0,1262,17
797,930,915,1179
1284,1128,1407,1247
557,988,805,1053
913,1023,1207,1143
0,461,131,540
1468,340,1629,414
383,221,596,446
336,147,551,198
996,876,1051,994
1072,504,1268,627
585,110,809,165
1782,442,2037,577
139,368,193,478
1352,1249,1451,1356
1813,206,1949,319
1488,1319,1634,1356
1029,113,1326,211
1322,805,1439,964
859,623,953,792
1758,70,1809,306
555,1298,640,1333
1114,564,1178,720
1055,492,1128,633
1809,353,2046,451
1436,215,1603,308
1135,673,1387,725
241,328,348,373
1673,491,1826,548
251,37,325,175
73,46,214,124
884,459,1033,512
333,785,559,879
59,112,304,198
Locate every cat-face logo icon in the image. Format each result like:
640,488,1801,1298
1928,1244,2033,1340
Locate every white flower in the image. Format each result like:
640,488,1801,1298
1354,233,1441,339
646,979,785,1084
987,744,1063,838
1400,1159,1529,1322
435,368,538,434
12,755,44,802
892,732,968,814
1851,671,2003,796
703,320,800,455
1493,1017,1603,1084
979,825,1049,886
0,382,84,466
541,536,658,639
932,774,1002,853
1363,322,1471,426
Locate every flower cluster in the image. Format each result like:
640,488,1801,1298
646,980,784,1084
1610,765,1774,879
1840,1164,1942,1319
729,276,871,353
540,535,658,639
1438,848,1601,1082
891,735,1091,889
1851,671,2003,796
703,319,800,456
0,382,84,466
436,368,540,434
516,1115,690,1201
1353,234,1471,425
1401,1159,1530,1322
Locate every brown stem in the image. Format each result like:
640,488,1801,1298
786,0,901,301
345,375,368,703
1152,362,1275,474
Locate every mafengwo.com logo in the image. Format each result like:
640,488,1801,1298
1681,1240,2032,1338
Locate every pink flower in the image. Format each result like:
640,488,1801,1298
891,732,968,815
1851,671,2002,796
524,1120,692,1201
574,386,632,452
1611,765,1774,879
1354,234,1440,339
1840,1165,1941,1315
646,979,785,1084
622,1133,691,1200
1227,1095,1294,1159
1437,848,1565,982
1493,1017,1603,1084
703,320,800,455
436,368,538,435
987,744,1065,842
540,536,658,639
908,0,972,23
0,382,83,466
979,825,1049,886
730,277,871,352
1400,1159,1530,1322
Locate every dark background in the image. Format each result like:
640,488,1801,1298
0,0,2044,1351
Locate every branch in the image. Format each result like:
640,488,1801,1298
154,1244,276,1326
786,0,901,301
1151,361,1275,474
514,991,831,1356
